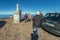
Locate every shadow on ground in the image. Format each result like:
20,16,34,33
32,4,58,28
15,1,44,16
21,18,25,22
0,21,6,28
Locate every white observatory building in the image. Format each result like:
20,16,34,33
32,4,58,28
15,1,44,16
13,3,21,23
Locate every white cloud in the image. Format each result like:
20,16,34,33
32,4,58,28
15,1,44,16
0,11,13,14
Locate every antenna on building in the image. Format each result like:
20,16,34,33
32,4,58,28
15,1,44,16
16,3,19,11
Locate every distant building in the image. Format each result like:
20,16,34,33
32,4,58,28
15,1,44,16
13,3,21,23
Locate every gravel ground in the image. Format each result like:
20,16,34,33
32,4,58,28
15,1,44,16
0,18,60,40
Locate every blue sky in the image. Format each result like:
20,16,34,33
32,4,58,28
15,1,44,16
0,0,60,15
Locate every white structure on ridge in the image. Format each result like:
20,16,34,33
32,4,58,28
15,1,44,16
13,3,21,23
16,3,19,11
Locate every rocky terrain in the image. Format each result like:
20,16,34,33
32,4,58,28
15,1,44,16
0,17,60,40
